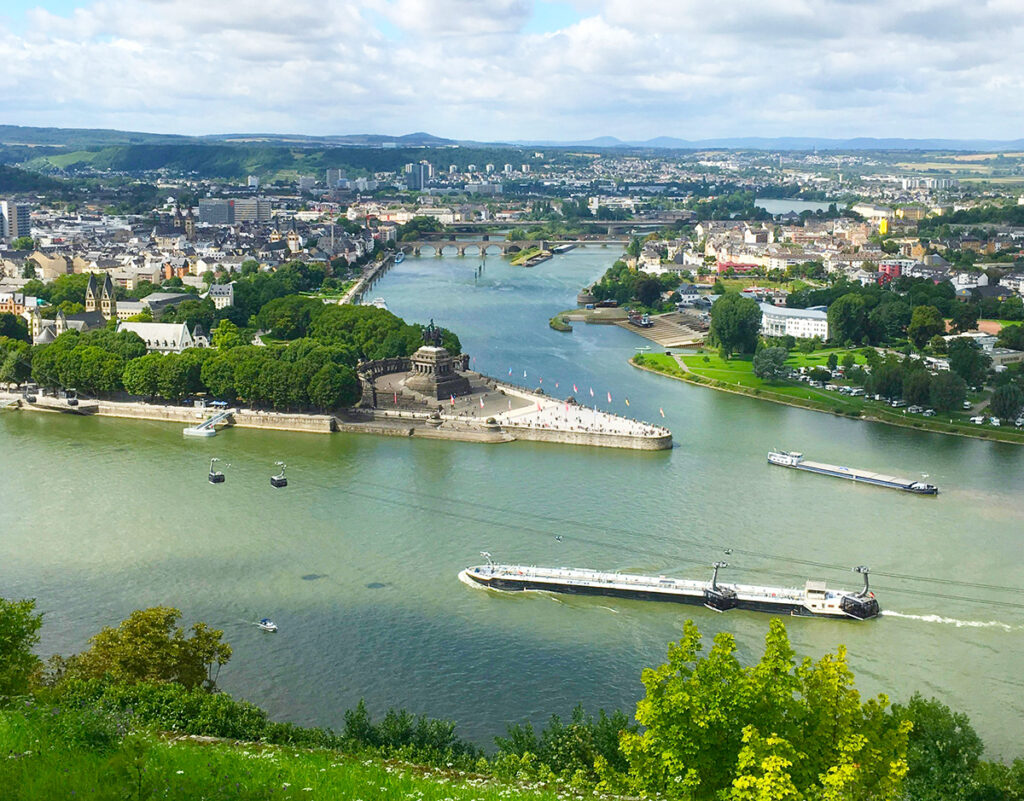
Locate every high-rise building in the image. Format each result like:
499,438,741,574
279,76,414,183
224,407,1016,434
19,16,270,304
247,175,260,189
485,163,495,174
326,169,344,187
298,176,316,192
449,164,457,174
198,199,235,225
406,162,430,191
503,164,513,174
233,198,273,223
0,200,31,240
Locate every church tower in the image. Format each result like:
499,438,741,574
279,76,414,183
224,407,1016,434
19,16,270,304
100,273,116,320
84,273,99,313
173,205,184,230
184,207,196,241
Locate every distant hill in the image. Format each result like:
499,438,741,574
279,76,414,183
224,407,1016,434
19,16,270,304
513,135,1024,152
0,164,63,192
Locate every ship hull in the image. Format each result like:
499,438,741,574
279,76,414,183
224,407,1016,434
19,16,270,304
462,571,875,620
769,458,938,494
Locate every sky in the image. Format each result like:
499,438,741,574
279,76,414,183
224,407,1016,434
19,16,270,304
1,0,1023,142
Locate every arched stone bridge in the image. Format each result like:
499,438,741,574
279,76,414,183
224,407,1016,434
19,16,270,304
401,240,547,257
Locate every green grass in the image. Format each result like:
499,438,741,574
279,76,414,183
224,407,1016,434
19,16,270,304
0,710,569,801
548,314,572,332
633,351,1024,444
510,247,542,266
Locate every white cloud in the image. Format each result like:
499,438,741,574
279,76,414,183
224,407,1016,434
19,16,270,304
0,0,1023,140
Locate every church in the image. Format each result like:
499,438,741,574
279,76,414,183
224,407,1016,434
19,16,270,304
27,273,116,344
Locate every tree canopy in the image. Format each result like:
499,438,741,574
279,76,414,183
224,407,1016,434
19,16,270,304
709,292,762,357
600,619,910,801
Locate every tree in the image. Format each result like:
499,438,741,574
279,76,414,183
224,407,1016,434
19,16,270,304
999,295,1024,322
602,620,910,801
212,319,245,349
950,303,979,334
997,324,1024,351
0,597,42,697
308,363,359,410
908,305,946,349
67,606,232,690
710,293,762,357
841,352,856,370
11,235,33,251
903,370,932,406
990,382,1024,420
626,237,641,258
947,338,991,387
753,347,788,380
827,293,867,345
21,259,37,278
636,277,663,307
0,312,29,342
892,694,983,801
122,353,163,400
929,371,967,412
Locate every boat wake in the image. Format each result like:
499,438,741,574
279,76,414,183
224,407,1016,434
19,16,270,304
881,611,1019,631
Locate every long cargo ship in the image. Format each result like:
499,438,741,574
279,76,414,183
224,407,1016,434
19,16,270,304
459,555,879,620
768,450,938,495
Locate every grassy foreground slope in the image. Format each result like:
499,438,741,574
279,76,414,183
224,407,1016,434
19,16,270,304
0,709,566,801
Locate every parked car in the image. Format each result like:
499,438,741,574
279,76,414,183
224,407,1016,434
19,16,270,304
923,409,936,417
990,417,1001,426
908,405,924,414
963,401,973,409
891,399,907,408
970,415,986,424
1014,417,1024,427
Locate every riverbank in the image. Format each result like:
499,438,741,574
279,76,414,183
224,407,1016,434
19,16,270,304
630,351,1024,446
1,388,672,450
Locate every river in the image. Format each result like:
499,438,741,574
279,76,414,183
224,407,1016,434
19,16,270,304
2,246,1022,758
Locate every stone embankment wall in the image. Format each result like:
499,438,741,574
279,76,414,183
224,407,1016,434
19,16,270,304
504,425,672,451
94,401,335,434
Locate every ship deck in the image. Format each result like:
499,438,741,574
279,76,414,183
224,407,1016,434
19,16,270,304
797,460,917,488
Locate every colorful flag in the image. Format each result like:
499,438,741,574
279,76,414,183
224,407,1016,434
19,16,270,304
539,377,543,383
573,384,578,393
537,401,542,411
393,392,397,405
589,387,594,397
565,402,569,412
450,395,455,406
508,367,513,375
524,370,528,378
659,407,665,418
508,399,512,410
607,391,612,403
555,382,559,389
479,397,485,409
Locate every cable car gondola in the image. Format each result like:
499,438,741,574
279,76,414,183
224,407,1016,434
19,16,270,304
270,461,287,488
208,457,226,484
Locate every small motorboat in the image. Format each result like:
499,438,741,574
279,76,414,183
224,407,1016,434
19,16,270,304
270,461,287,488
257,618,278,632
208,458,225,484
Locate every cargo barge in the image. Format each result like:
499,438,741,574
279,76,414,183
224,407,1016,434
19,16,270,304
768,450,937,495
460,555,879,620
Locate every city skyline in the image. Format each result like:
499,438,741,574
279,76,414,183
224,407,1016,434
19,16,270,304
1,0,1023,142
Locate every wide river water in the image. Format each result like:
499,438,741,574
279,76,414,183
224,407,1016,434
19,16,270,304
2,247,1022,757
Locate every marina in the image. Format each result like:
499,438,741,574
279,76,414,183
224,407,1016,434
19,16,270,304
460,557,880,620
767,450,939,494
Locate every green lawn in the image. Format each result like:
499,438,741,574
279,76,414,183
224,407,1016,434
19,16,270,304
0,711,565,801
635,351,1024,444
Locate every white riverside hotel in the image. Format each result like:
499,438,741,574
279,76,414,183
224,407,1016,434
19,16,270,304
759,302,829,340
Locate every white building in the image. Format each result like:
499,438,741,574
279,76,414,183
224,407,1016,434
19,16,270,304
759,303,829,340
116,321,207,354
206,282,234,309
